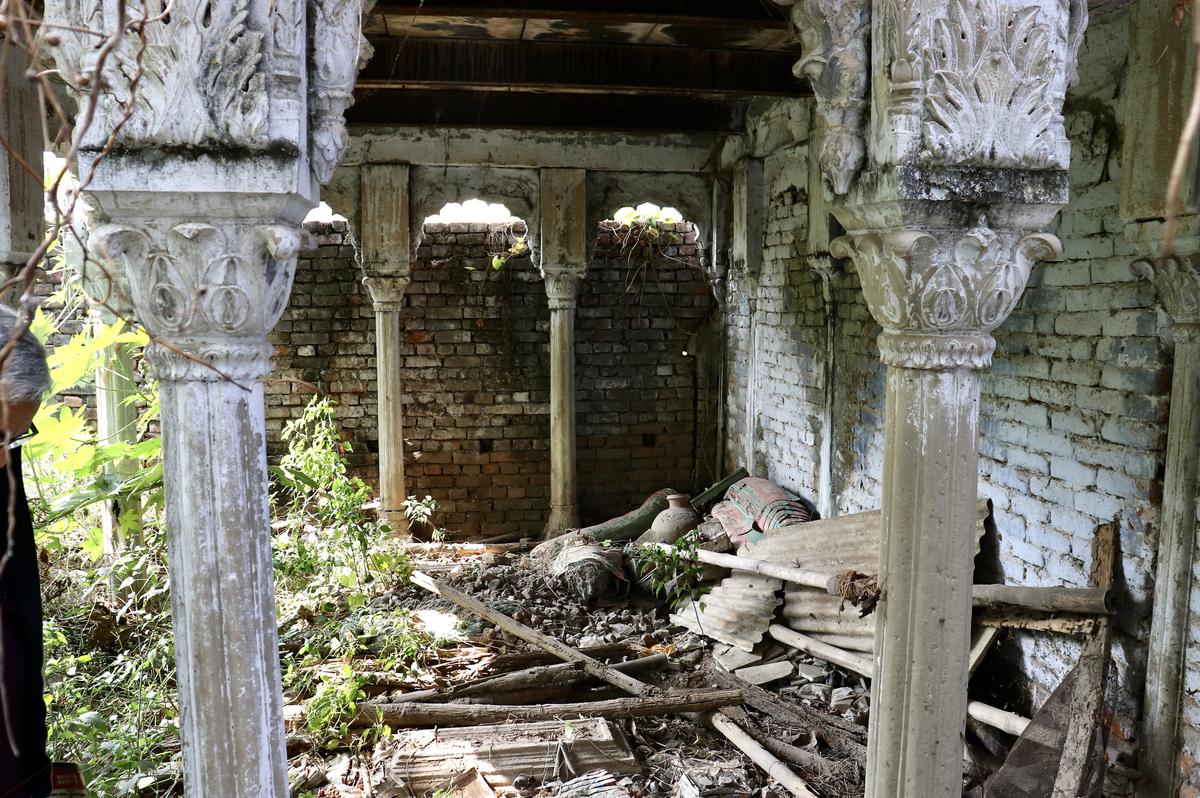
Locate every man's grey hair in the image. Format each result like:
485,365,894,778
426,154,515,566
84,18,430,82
0,306,50,403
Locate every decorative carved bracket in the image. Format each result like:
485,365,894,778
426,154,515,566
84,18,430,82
1135,255,1200,332
309,0,374,184
92,219,302,381
773,0,869,195
832,224,1060,369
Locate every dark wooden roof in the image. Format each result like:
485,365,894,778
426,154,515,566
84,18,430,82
349,1,807,133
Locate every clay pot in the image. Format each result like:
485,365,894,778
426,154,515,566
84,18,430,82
639,493,700,545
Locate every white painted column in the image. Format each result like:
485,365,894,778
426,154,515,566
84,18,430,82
363,274,410,534
46,0,371,792
1135,254,1200,796
539,168,587,537
94,214,305,797
772,0,1084,792
833,228,1061,797
360,164,413,534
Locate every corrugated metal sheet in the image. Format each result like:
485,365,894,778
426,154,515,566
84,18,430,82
670,573,783,652
674,500,992,655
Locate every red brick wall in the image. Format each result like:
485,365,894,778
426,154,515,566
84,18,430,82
267,220,716,539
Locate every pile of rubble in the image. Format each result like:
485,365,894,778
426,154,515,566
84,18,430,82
286,470,1127,798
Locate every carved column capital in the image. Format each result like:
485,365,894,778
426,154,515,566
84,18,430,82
1135,255,1200,339
92,219,303,382
832,225,1060,369
874,0,1087,167
363,273,410,312
542,266,585,310
773,0,869,195
309,0,373,185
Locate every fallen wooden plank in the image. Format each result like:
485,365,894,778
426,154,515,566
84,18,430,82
377,717,638,793
408,572,822,798
973,612,1100,636
335,688,742,728
409,570,652,696
968,627,1002,676
708,712,821,798
1051,521,1118,798
391,654,668,704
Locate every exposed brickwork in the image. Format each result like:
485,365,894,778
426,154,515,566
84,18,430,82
267,220,712,539
577,222,715,521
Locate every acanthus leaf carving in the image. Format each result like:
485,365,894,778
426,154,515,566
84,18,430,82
1136,255,1200,329
541,265,586,310
921,0,1073,169
46,0,269,150
833,223,1061,369
773,0,869,195
308,0,373,184
92,218,300,381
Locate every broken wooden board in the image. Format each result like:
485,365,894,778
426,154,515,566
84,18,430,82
376,718,639,793
733,661,793,686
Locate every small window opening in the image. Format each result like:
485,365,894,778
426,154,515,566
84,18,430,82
425,199,518,225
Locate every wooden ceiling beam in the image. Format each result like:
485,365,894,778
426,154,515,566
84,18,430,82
347,88,750,133
371,1,787,25
360,38,805,97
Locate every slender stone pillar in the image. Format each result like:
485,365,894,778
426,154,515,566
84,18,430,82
363,274,410,534
47,0,371,792
1134,254,1200,796
833,227,1061,796
360,163,412,533
539,169,587,537
543,271,583,535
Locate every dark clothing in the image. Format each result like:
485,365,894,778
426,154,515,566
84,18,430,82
0,448,50,798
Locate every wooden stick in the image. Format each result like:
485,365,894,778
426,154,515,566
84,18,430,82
974,611,1100,636
321,688,743,728
408,570,653,696
401,654,669,703
408,571,822,798
708,712,821,798
644,543,831,590
966,701,1031,737
768,625,874,678
650,544,1113,616
972,584,1113,615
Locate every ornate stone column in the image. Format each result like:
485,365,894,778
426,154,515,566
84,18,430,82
360,163,413,534
539,168,587,537
542,268,584,535
1132,252,1200,796
776,0,1084,795
833,224,1061,795
46,0,371,793
363,274,410,534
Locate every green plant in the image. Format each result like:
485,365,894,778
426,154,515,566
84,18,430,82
270,397,411,608
635,530,708,610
